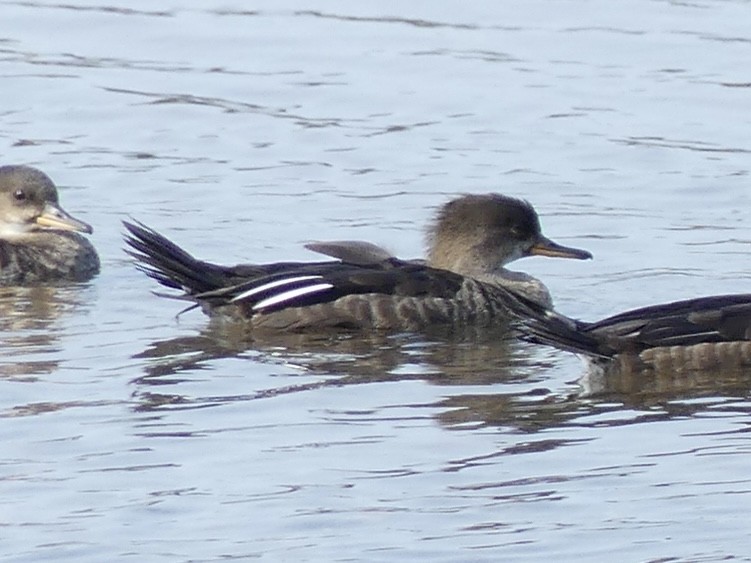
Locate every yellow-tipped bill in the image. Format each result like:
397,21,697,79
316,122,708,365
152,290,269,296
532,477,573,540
529,236,592,260
35,202,93,234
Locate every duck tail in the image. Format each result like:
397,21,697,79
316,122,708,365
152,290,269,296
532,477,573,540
505,293,613,359
123,220,232,296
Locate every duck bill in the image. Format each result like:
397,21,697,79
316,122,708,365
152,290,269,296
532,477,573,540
35,202,93,234
528,236,592,260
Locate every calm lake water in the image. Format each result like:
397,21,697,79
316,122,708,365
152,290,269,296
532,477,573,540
2,1,751,561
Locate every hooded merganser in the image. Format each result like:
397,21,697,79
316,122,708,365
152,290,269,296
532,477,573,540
124,194,592,331
0,165,99,285
512,292,751,374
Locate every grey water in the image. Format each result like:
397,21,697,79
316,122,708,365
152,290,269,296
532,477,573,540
1,1,751,561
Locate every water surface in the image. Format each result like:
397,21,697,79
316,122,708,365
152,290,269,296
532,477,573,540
2,1,751,561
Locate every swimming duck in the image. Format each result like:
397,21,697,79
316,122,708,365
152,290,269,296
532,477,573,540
0,165,99,285
124,194,591,331
512,292,751,374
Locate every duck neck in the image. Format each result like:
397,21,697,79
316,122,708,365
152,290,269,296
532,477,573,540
428,244,553,307
428,242,506,278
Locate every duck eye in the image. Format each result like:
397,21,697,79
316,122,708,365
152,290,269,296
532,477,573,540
13,189,26,202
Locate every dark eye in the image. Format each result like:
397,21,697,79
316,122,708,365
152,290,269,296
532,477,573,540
13,189,26,202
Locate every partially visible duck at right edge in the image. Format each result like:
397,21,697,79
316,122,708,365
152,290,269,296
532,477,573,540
511,291,751,375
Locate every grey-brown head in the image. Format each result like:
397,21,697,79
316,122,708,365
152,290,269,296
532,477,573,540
0,165,93,240
426,194,591,277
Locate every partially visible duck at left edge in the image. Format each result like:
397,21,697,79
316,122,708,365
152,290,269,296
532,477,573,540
0,165,99,285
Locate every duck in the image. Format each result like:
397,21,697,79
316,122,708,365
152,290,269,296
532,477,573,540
511,291,751,374
0,165,99,285
124,193,592,331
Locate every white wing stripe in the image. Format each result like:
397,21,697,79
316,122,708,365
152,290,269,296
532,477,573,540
252,283,334,311
231,275,323,302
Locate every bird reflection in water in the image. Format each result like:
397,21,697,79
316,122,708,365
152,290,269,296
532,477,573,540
130,323,537,409
0,285,89,382
130,316,751,437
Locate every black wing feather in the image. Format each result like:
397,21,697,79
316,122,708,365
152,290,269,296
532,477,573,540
124,220,466,315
